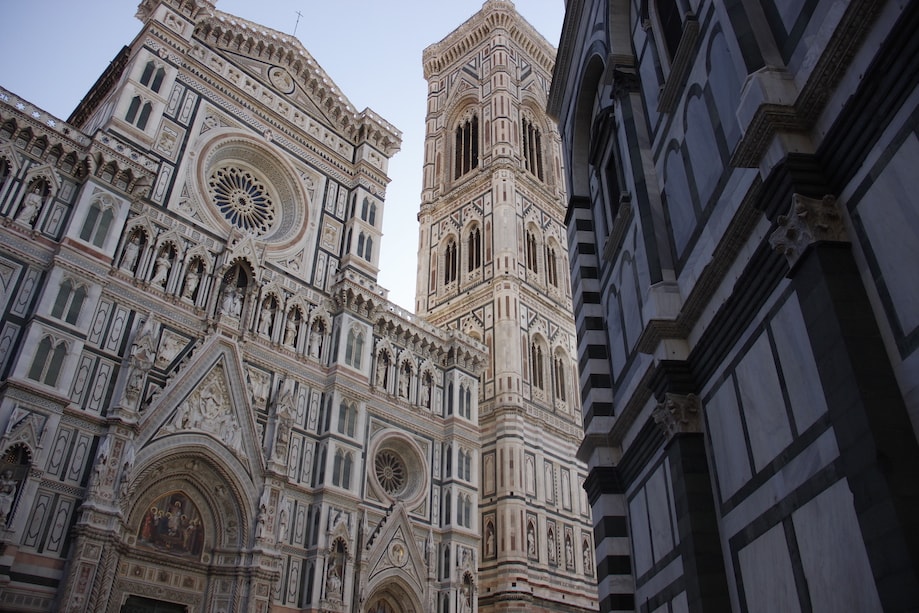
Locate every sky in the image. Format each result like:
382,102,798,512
0,0,564,312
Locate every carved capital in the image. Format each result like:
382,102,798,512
770,194,848,269
652,393,701,440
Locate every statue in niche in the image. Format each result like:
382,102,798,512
221,286,242,317
284,314,298,346
527,523,536,556
150,248,172,287
547,530,556,563
121,233,141,272
258,300,274,336
15,182,44,226
182,265,200,300
308,322,323,358
485,521,495,557
0,470,17,525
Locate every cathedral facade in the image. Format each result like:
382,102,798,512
550,0,919,611
0,1,494,612
417,3,596,612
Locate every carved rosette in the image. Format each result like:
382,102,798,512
652,393,702,441
770,194,849,269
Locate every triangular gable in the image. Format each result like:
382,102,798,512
0,407,46,456
137,336,265,477
222,52,333,126
365,504,426,593
194,11,360,135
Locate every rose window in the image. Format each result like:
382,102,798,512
374,450,406,495
208,166,276,234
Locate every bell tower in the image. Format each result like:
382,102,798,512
417,2,598,611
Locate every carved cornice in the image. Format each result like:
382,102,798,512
422,1,558,79
731,0,885,168
770,193,848,271
651,392,701,441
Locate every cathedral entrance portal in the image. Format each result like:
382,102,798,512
120,595,187,613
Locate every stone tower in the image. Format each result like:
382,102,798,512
417,2,597,611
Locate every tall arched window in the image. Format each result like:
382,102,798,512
125,96,153,130
337,401,357,437
80,198,115,247
467,226,481,272
27,336,67,386
444,238,458,284
525,229,539,272
332,450,353,489
530,341,544,390
454,114,479,179
345,328,364,369
443,490,452,525
554,354,567,401
51,279,87,325
546,244,559,287
139,61,166,93
521,115,544,181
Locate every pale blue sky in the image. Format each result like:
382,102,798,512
0,0,564,311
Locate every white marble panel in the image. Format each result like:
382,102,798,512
736,333,793,471
671,590,689,613
792,479,883,612
738,523,801,613
646,464,675,564
771,294,828,432
722,428,839,539
628,489,653,577
858,132,919,335
705,378,752,500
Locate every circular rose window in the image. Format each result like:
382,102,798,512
369,432,427,505
194,133,309,248
375,450,406,496
208,166,276,234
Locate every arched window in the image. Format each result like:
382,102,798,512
467,226,481,272
443,490,452,525
140,61,154,87
530,342,545,390
525,229,539,272
546,244,559,287
125,96,153,130
463,386,472,419
140,61,167,94
454,114,479,179
80,198,115,247
444,238,457,284
332,449,352,489
458,493,472,527
445,445,452,478
521,115,545,181
368,203,377,226
345,327,364,369
337,401,357,437
27,336,67,386
554,354,567,401
447,382,454,415
51,279,87,325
